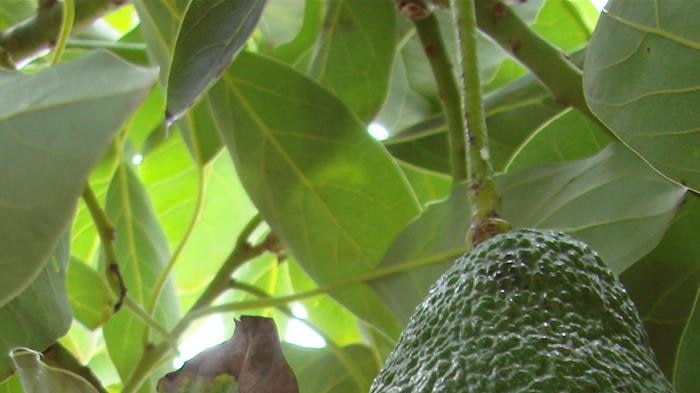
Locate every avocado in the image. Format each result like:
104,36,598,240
369,229,674,392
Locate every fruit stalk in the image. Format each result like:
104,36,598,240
451,0,509,245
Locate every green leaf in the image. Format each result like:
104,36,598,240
166,0,267,120
11,348,98,393
211,51,420,338
138,135,256,311
176,93,224,165
505,108,613,172
309,0,396,122
498,143,686,273
621,193,700,380
384,73,563,173
399,162,451,206
283,344,379,393
0,0,33,29
584,0,700,193
371,183,470,324
287,260,365,346
258,0,305,49
135,0,224,165
374,32,437,133
0,375,22,393
0,232,71,380
532,0,598,51
66,257,116,330
676,273,700,392
102,163,180,391
0,51,155,306
262,0,325,67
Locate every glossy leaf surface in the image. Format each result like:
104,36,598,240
584,0,700,192
167,0,266,120
0,51,155,306
212,51,420,337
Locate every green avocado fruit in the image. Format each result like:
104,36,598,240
369,229,674,392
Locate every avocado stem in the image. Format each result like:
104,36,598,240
412,13,468,184
451,0,510,245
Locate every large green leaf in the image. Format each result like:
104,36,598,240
498,143,686,273
505,108,613,172
621,194,700,380
135,0,223,165
0,51,155,306
166,0,267,120
283,344,379,393
211,51,420,338
11,348,98,393
584,0,700,193
371,184,470,324
0,232,71,380
309,0,396,122
66,257,116,330
102,163,180,392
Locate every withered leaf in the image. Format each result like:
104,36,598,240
158,316,299,393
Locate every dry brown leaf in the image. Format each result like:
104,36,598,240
158,316,299,393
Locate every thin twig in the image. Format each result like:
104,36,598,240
81,184,126,311
49,0,74,65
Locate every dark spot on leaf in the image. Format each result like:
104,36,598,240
423,43,436,57
509,38,521,54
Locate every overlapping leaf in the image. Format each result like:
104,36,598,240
0,232,71,380
283,344,379,393
211,51,420,338
11,348,98,393
621,194,700,381
0,51,155,306
135,0,223,165
505,108,613,172
385,73,563,173
167,0,267,120
309,0,396,122
66,257,116,330
499,143,686,273
584,0,700,192
138,135,256,311
371,184,470,324
372,143,686,325
102,163,180,392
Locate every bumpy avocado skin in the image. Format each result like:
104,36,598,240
369,229,674,393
